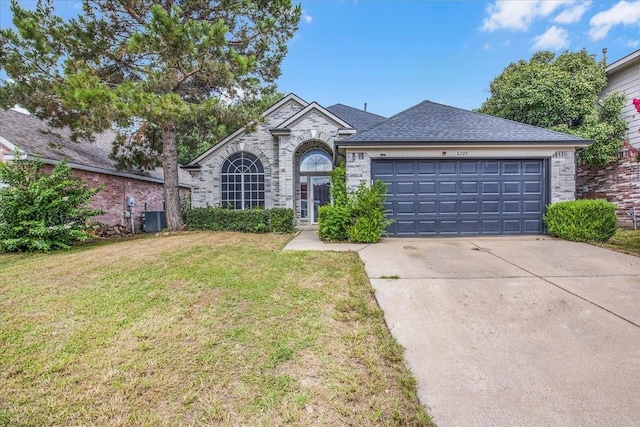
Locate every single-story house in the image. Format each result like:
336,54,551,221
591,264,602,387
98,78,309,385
184,93,589,236
577,48,640,227
0,107,193,232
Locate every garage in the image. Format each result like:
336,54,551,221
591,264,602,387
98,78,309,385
372,158,548,236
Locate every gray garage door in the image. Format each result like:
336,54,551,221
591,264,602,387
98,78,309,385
372,159,548,236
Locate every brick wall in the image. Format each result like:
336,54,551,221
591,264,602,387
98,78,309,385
576,149,640,227
41,165,187,232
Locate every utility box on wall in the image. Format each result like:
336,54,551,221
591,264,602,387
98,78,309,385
141,211,166,232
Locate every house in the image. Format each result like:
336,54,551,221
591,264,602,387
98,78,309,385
576,49,640,227
185,94,589,236
0,108,192,232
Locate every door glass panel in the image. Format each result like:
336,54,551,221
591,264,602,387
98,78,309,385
300,176,308,219
312,177,331,222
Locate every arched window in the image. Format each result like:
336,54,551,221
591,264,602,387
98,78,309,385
221,152,265,209
300,149,332,173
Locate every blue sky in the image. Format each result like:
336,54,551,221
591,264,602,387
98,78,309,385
2,1,639,117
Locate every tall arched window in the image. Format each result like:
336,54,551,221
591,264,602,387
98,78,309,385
300,149,332,173
221,152,265,209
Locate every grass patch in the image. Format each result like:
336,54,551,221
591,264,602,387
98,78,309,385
0,231,431,426
598,229,640,257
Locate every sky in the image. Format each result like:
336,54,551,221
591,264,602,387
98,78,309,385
1,0,639,117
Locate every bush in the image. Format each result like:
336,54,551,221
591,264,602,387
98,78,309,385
184,206,295,234
0,158,103,252
347,181,393,243
318,204,350,241
317,175,393,244
543,199,617,243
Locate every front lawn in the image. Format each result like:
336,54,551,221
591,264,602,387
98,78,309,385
601,229,640,257
0,232,431,426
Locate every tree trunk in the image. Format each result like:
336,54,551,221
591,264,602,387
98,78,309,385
162,122,184,230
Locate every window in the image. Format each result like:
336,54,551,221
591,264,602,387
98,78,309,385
300,149,332,173
221,152,265,209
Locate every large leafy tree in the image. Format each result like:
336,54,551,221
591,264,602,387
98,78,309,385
0,0,301,229
478,49,626,167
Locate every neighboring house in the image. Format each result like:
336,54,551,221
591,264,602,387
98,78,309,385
0,108,192,232
185,93,589,236
576,49,640,227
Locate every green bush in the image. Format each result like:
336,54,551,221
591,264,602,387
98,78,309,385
330,163,347,207
0,158,103,252
318,204,350,241
347,181,393,243
184,206,295,234
543,199,617,242
318,177,393,244
269,208,295,233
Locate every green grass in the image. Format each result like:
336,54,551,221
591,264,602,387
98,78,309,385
600,229,640,257
0,231,431,426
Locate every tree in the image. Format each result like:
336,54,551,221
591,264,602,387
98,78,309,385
478,49,626,167
0,0,301,230
0,158,103,252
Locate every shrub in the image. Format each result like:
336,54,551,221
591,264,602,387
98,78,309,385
347,181,393,243
318,204,350,241
543,199,617,243
184,206,295,234
0,158,103,252
269,208,295,233
318,177,393,244
330,163,347,207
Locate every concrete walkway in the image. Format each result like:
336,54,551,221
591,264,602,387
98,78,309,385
285,231,640,426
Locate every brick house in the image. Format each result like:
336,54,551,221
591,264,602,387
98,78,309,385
0,108,192,232
185,93,589,236
576,49,640,227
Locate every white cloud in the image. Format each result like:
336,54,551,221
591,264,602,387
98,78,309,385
483,43,490,51
589,1,640,41
553,1,591,24
303,14,312,24
532,26,570,50
482,0,574,32
626,39,640,48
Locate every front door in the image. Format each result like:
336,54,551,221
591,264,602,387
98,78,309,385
300,176,331,223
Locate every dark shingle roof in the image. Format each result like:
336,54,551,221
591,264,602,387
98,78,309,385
326,104,386,131
340,100,589,145
0,108,192,185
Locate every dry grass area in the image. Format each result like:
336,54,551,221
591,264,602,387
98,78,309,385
0,231,431,426
600,229,640,257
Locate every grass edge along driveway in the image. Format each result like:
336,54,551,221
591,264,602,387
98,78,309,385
0,231,432,426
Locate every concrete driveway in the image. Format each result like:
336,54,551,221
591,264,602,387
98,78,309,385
359,236,640,426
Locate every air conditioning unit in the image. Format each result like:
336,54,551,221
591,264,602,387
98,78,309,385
141,211,166,233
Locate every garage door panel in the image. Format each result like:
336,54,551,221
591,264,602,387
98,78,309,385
460,182,479,194
396,201,416,215
482,182,500,194
396,182,416,195
418,201,436,214
524,181,542,194
374,162,394,176
373,159,547,236
417,162,436,175
396,162,416,176
439,182,457,194
440,201,457,214
502,181,521,194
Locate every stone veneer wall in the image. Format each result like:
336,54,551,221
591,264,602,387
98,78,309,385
576,149,640,227
550,151,577,203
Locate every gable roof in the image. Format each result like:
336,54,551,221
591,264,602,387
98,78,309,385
0,108,192,186
339,100,590,146
272,101,355,131
606,48,640,74
326,104,386,131
186,93,308,166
